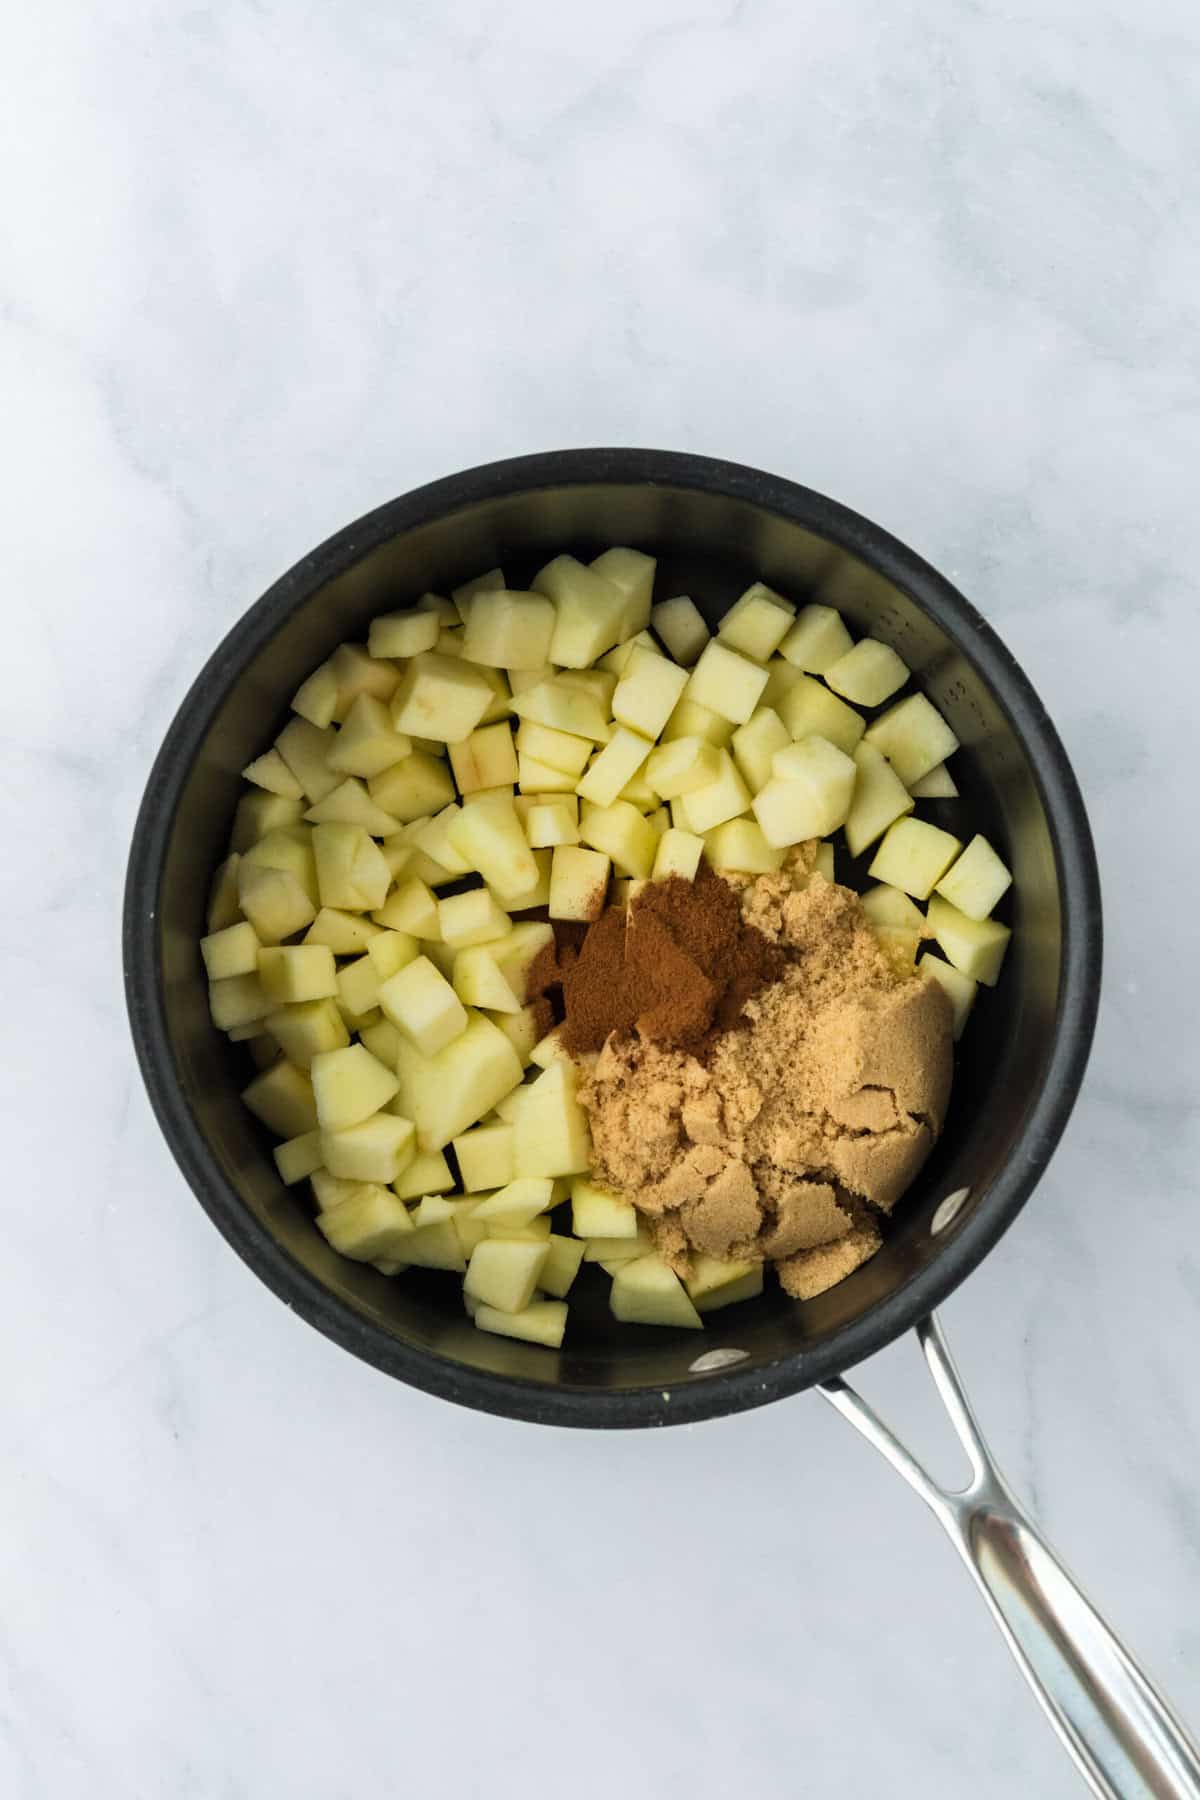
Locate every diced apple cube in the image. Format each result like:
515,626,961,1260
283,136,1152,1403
778,603,853,672
919,953,977,1039
469,1178,554,1227
864,693,959,786
230,791,304,853
366,751,456,824
718,582,794,660
448,722,519,794
935,834,1012,920
909,761,958,799
760,656,805,714
702,818,785,873
685,641,769,724
310,1043,400,1131
335,954,381,1019
675,750,750,834
389,651,494,743
259,945,338,1004
265,997,349,1069
571,1178,639,1238
436,889,510,951
662,697,734,747
579,801,656,879
321,1112,415,1184
312,823,391,912
242,748,304,799
234,868,314,945
379,955,468,1055
515,720,593,778
240,826,318,904
326,696,412,780
303,908,381,954
373,876,439,937
611,647,689,741
576,728,655,808
492,1005,542,1066
585,1233,651,1265
364,931,419,981
525,797,579,849
272,1129,324,1186
510,677,613,744
778,675,866,755
685,1254,764,1312
458,589,554,670
926,894,1011,987
274,718,342,803
318,1183,416,1261
825,637,909,707
242,1060,318,1137
869,818,963,900
752,736,856,847
310,1171,361,1212
651,595,709,665
610,1255,703,1329
446,792,538,895
207,854,242,931
652,827,705,881
859,885,926,931
517,754,577,795
474,1299,566,1348
451,566,505,619
452,1122,515,1192
290,660,340,729
367,607,441,659
451,942,518,1013
644,735,721,800
395,1218,467,1272
200,921,260,981
534,555,628,668
391,1146,456,1200
305,777,401,837
730,707,790,791
410,804,474,879
536,1236,585,1300
464,1238,550,1314
513,1060,591,1178
328,643,400,720
591,546,657,637
813,841,835,881
844,741,915,857
394,1013,524,1150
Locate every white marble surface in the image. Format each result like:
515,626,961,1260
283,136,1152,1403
5,2,1200,1794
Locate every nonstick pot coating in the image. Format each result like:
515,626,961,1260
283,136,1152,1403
124,450,1101,1427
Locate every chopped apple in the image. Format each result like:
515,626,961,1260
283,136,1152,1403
335,953,381,1019
290,660,340,729
591,546,656,637
571,1179,639,1238
436,890,509,951
525,796,580,848
824,637,909,706
470,1178,554,1227
674,750,750,833
453,1122,515,1192
359,1019,400,1065
919,953,977,1039
869,818,963,900
703,818,784,873
474,1299,566,1347
327,643,400,720
493,1005,543,1066
610,1256,703,1329
312,822,391,912
685,641,769,724
909,761,958,799
864,693,959,786
310,1043,400,1131
448,722,519,794
391,1146,456,1200
859,884,926,931
611,646,689,740
718,582,794,660
489,847,551,912
935,834,1012,920
452,566,505,619
652,828,705,881
644,735,721,800
242,748,304,799
242,1060,318,1137
452,942,519,1013
230,791,304,853
777,675,865,756
389,651,494,743
273,1130,324,1185
395,1217,467,1271
778,603,853,673
517,753,578,795
318,1183,416,1261
379,955,468,1055
753,736,856,847
241,826,318,904
200,920,259,981
662,696,734,748
367,607,441,659
303,908,381,953
207,854,242,931
321,1112,415,1183
326,696,412,780
578,800,656,879
273,718,340,805
447,792,538,895
209,973,269,1031
730,706,790,791
365,931,419,980
813,841,834,881
585,1234,650,1265
538,1235,586,1299
373,875,439,937
310,1170,360,1212
844,741,915,857
685,1254,764,1311
651,594,710,665
926,894,1011,986
305,777,401,836
534,555,628,668
512,1059,591,1178
464,1237,550,1313
366,751,456,824
459,589,555,669
265,997,349,1069
515,720,593,779
760,656,805,714
236,866,316,945
513,683,613,750
394,1013,524,1150
576,728,654,808
410,804,474,878
599,630,660,676
259,945,338,1005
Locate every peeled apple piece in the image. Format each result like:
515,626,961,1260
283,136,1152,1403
864,693,959,787
868,818,963,902
461,590,556,670
591,547,657,638
926,894,1011,986
651,595,709,665
716,583,794,661
685,641,769,725
843,741,914,858
777,604,853,673
534,555,628,669
474,1300,567,1348
610,1256,703,1330
753,735,856,846
935,834,1012,920
824,638,909,707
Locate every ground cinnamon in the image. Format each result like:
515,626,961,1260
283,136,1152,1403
540,870,785,1055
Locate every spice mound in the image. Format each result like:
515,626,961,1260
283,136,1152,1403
547,859,953,1301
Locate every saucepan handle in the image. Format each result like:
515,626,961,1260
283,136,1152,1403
820,1316,1200,1799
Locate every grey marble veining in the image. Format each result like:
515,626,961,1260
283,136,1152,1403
4,2,1199,1795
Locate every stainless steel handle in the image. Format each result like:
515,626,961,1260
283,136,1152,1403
821,1316,1200,1799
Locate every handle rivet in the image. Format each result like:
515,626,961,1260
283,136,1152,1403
932,1187,971,1235
688,1347,749,1374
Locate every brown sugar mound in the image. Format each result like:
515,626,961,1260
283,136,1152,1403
575,868,954,1296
